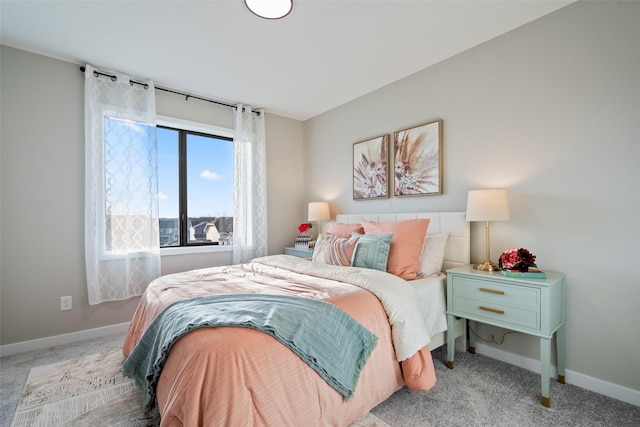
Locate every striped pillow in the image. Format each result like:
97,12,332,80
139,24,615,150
312,234,359,266
351,233,393,272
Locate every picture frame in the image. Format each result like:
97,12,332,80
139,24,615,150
353,134,389,200
393,119,442,196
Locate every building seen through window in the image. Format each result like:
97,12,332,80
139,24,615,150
159,216,233,247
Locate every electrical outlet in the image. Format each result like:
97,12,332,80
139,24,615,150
60,296,72,311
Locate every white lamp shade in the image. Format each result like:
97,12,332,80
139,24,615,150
308,202,330,222
466,189,510,222
245,0,292,19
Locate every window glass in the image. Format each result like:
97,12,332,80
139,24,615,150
104,117,158,253
157,127,180,247
157,125,234,247
186,133,234,244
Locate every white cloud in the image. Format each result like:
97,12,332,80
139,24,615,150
200,170,222,180
157,192,169,200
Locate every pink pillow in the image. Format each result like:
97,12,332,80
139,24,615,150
362,219,430,280
324,222,365,238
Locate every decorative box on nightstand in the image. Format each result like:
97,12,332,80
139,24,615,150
284,247,313,259
446,265,566,407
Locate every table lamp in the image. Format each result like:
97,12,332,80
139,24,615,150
308,202,331,238
466,189,510,271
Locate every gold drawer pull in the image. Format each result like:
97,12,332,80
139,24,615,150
479,287,505,295
479,306,505,315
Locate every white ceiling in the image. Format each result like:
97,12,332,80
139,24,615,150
1,0,575,121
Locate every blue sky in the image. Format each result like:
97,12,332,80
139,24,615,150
157,127,234,218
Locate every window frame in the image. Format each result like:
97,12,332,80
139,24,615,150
156,115,235,251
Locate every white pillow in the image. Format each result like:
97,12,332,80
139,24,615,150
418,232,449,277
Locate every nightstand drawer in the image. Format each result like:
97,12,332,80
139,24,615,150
452,277,540,310
452,296,540,330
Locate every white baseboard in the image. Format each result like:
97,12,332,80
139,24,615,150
0,322,130,358
475,343,640,407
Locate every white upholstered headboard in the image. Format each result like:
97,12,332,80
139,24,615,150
334,212,470,272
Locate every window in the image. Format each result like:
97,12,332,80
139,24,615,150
158,125,234,248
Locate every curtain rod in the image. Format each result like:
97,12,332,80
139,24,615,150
79,66,260,115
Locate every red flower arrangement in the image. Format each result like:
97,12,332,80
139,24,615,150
498,247,537,272
298,223,312,233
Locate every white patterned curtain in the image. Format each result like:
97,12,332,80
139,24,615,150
84,64,161,305
233,104,268,264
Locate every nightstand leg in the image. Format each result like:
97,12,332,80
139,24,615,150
540,337,551,407
556,323,566,384
446,313,456,369
468,320,476,354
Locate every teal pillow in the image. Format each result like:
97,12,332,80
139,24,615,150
351,232,393,272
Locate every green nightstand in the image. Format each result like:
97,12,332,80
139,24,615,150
446,265,566,407
284,247,313,259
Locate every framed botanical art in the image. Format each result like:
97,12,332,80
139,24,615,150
353,134,389,200
393,119,442,196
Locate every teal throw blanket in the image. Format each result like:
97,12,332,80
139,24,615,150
123,294,378,413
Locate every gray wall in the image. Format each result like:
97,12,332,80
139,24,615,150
0,45,304,346
304,1,640,392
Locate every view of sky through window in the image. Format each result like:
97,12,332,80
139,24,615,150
157,127,234,219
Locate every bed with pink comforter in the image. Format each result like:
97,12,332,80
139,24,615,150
123,254,437,427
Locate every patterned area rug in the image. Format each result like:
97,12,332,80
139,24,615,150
11,349,159,427
11,348,389,427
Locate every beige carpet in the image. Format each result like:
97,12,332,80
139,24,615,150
11,348,389,427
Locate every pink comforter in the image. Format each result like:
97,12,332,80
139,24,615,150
123,256,436,426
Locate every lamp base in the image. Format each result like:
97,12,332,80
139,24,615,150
473,261,500,271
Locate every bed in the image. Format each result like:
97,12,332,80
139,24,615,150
122,212,470,426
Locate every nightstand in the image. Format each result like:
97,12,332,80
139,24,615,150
446,265,566,407
284,247,313,259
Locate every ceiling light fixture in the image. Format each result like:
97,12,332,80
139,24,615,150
245,0,293,20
